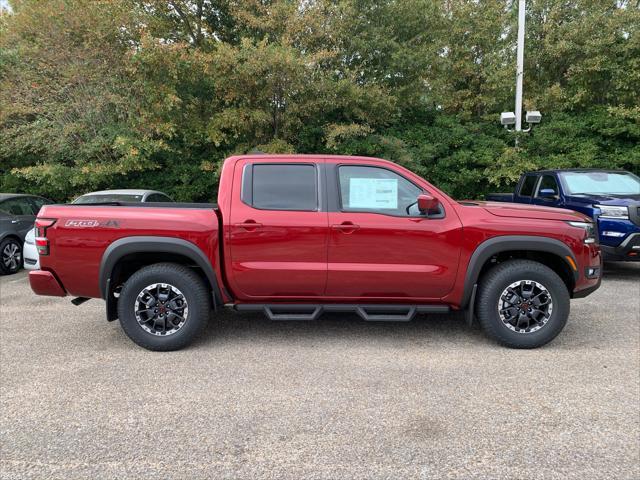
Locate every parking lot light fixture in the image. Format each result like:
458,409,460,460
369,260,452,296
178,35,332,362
500,112,516,128
525,110,542,124
500,0,542,144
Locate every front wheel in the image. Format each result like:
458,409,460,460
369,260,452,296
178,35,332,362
117,263,211,351
476,259,570,348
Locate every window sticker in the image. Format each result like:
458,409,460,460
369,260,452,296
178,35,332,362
349,178,398,209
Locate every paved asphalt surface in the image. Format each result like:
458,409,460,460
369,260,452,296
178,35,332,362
1,264,639,479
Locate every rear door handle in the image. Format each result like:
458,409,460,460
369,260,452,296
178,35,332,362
234,220,263,231
331,222,360,234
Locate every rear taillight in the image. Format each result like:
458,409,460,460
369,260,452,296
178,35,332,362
35,237,49,255
35,218,56,256
35,218,56,237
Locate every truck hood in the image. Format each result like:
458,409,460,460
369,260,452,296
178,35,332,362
469,201,589,222
565,193,640,206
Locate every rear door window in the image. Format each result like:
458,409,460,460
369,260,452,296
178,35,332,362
0,198,34,216
146,193,173,202
518,175,538,197
28,197,51,214
249,164,318,211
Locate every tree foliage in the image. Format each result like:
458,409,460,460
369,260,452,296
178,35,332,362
0,0,638,202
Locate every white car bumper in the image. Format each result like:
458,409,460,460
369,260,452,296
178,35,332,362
23,228,40,270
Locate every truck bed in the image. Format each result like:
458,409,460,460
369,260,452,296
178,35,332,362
35,202,221,299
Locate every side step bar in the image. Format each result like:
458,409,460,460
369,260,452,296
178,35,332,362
233,304,449,322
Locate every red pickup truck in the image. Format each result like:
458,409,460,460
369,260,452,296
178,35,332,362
29,155,602,350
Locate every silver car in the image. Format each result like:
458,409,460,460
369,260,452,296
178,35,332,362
72,189,173,204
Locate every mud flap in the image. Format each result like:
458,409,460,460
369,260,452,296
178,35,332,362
465,284,477,327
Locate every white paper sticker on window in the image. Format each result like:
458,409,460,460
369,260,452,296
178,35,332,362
349,178,398,209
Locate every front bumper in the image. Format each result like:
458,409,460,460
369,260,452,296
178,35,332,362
571,241,603,299
29,270,67,297
600,233,640,261
573,269,602,298
597,204,640,261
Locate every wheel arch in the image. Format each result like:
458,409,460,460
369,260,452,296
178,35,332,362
462,235,578,309
0,233,23,254
99,237,222,320
0,232,22,244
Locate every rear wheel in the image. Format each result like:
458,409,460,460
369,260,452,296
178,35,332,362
0,238,23,275
476,259,570,348
117,263,210,351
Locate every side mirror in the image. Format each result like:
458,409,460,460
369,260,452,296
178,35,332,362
538,188,557,199
418,194,439,214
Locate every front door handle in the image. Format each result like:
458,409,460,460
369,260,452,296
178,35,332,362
331,221,360,234
234,220,263,231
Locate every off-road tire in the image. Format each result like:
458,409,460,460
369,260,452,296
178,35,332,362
118,263,210,351
476,259,570,348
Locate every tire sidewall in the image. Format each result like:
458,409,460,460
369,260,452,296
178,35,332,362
478,262,570,348
118,265,208,351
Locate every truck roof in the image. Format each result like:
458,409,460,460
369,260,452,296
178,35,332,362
226,154,392,163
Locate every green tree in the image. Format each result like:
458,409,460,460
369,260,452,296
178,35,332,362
0,0,157,199
1,0,638,202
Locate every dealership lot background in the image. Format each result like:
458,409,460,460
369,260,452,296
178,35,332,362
1,263,638,479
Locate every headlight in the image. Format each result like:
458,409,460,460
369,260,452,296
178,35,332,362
567,221,597,244
595,205,629,220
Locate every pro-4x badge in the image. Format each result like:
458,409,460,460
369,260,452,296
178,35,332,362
65,219,120,228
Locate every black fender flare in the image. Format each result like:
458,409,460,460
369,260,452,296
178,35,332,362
99,236,222,305
461,235,578,309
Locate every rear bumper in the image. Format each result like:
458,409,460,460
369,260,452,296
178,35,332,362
23,242,40,270
29,270,67,297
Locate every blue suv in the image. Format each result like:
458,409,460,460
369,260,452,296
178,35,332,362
487,169,640,261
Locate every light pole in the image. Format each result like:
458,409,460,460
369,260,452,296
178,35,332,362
515,0,525,133
501,0,541,143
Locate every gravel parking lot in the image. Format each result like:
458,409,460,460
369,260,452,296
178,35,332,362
1,263,639,479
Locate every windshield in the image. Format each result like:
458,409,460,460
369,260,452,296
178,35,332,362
73,194,144,204
559,171,640,195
